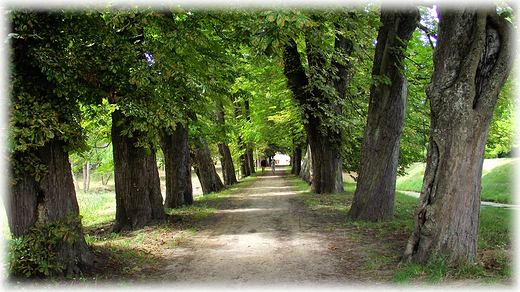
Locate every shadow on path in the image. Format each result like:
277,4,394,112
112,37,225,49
160,165,353,288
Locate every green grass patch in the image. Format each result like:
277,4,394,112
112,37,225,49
285,173,312,192
478,207,512,250
393,256,450,284
481,162,515,204
77,190,115,227
393,252,511,284
344,182,357,193
395,163,426,193
396,158,517,204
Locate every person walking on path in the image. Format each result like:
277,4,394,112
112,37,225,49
261,159,266,172
271,159,276,173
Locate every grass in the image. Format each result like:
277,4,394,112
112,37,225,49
395,162,426,193
396,158,517,204
76,190,115,227
481,162,516,204
478,207,513,250
286,172,513,284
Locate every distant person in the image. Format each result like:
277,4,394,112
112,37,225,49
271,159,276,173
261,159,267,172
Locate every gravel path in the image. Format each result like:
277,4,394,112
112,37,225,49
160,167,355,289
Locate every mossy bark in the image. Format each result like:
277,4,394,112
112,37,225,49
8,138,95,275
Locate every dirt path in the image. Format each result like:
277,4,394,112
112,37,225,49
159,167,354,288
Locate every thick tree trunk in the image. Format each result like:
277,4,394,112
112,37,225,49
283,38,343,193
8,138,95,275
306,130,343,193
404,6,514,264
7,18,94,275
111,110,165,232
192,137,224,195
160,122,193,209
348,7,419,222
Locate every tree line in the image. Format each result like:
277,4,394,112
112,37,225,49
5,2,516,276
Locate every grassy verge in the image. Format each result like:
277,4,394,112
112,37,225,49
285,174,514,284
396,158,517,204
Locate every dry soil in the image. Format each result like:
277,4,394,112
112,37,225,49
158,167,363,290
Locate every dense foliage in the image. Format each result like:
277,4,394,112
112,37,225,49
9,5,516,183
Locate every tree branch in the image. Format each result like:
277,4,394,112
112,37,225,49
418,24,436,50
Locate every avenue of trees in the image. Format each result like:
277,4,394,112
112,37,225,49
5,2,516,276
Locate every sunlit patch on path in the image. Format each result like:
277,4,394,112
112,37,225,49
160,166,352,288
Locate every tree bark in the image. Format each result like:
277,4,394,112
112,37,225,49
111,109,165,232
244,100,255,175
160,122,193,209
7,17,94,275
306,130,343,193
247,148,255,174
8,138,95,275
283,38,343,193
192,137,225,195
348,6,420,222
214,102,237,185
238,136,251,178
218,142,237,185
404,5,514,264
291,143,302,175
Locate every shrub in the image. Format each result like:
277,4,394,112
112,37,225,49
8,215,81,277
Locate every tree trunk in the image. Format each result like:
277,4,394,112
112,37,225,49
283,37,344,193
214,102,237,185
404,6,514,264
247,148,255,174
82,160,90,192
8,138,95,275
238,137,251,178
300,144,312,183
101,174,110,186
192,137,224,195
111,109,165,232
218,142,237,185
291,144,302,175
348,7,420,222
72,170,81,193
7,17,94,275
241,153,251,177
160,122,193,209
306,130,343,193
